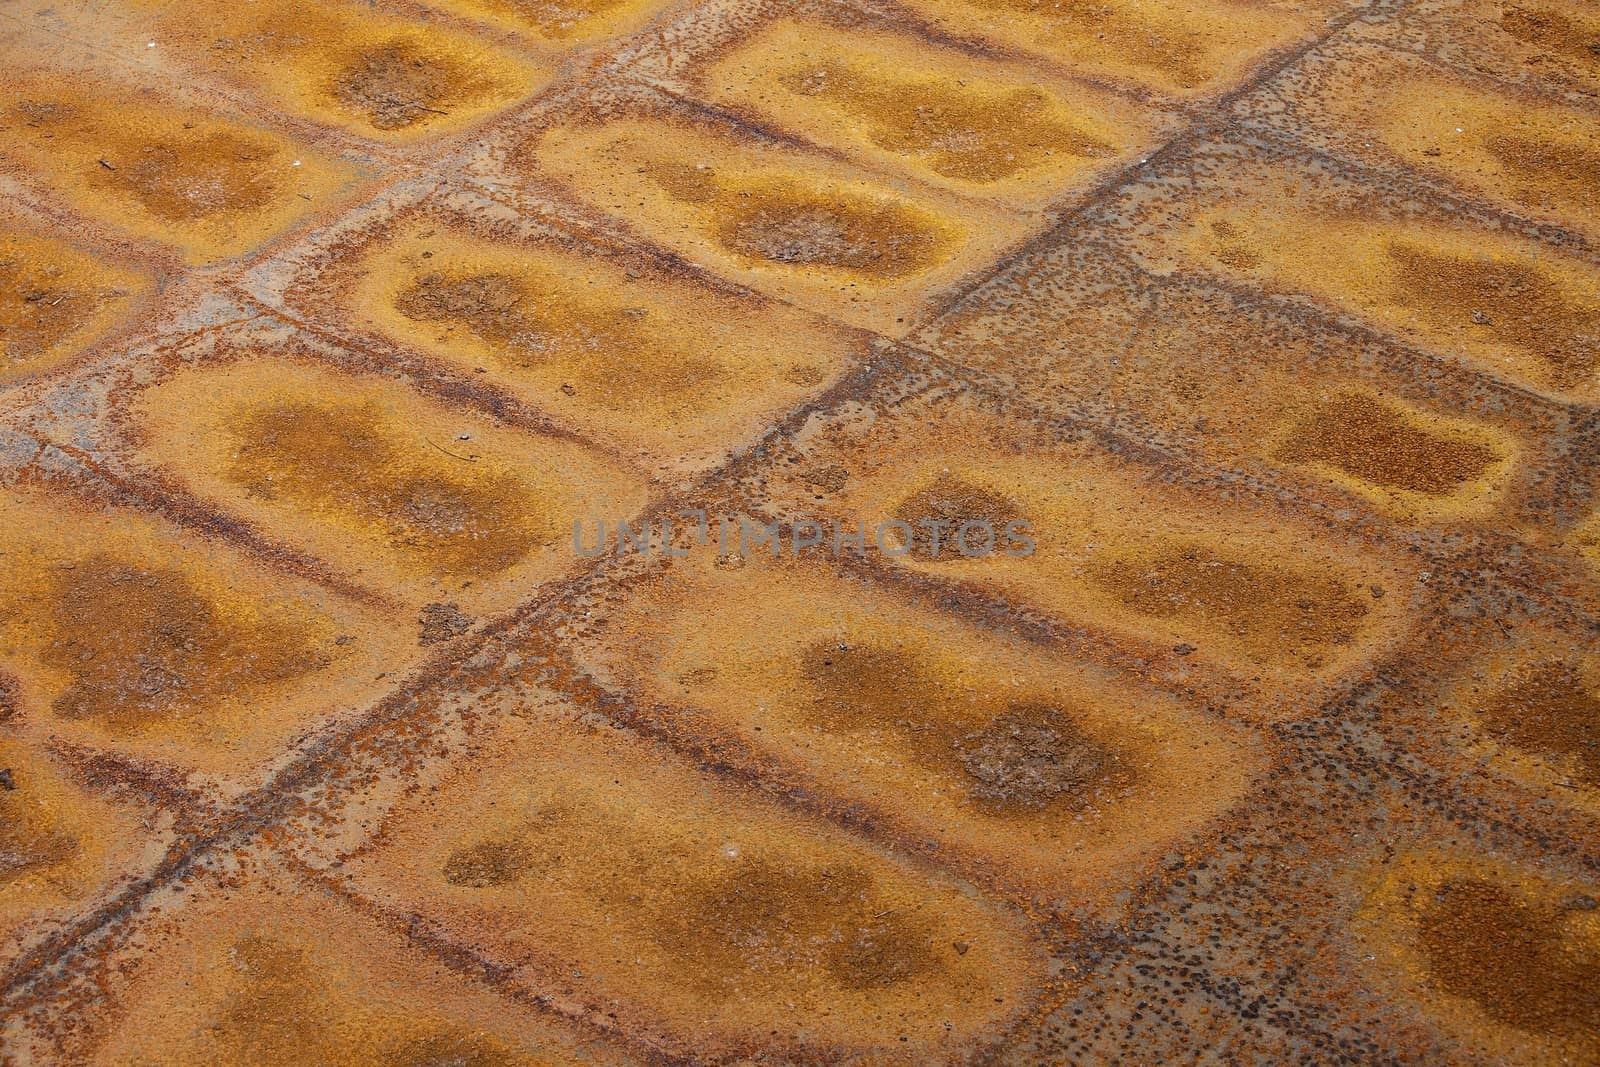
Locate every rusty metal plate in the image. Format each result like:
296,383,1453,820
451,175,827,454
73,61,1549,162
0,0,1597,1062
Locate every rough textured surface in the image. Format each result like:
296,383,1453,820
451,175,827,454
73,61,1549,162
0,0,1597,1063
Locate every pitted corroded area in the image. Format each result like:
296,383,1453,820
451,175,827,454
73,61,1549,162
0,0,1597,1062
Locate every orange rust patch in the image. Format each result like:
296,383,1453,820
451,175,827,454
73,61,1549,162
1572,510,1600,575
1445,633,1600,812
1331,65,1600,240
0,70,352,261
346,712,1045,1059
1496,2,1600,85
0,223,149,385
1084,548,1371,660
124,0,544,142
0,733,153,950
0,490,407,784
583,549,1260,898
1355,851,1600,1065
696,19,1161,202
763,403,1414,696
892,0,1318,96
528,111,1022,334
1266,391,1514,521
79,873,640,1066
415,0,679,43
770,405,1410,690
133,358,648,612
1175,202,1600,403
1478,661,1600,791
341,218,856,471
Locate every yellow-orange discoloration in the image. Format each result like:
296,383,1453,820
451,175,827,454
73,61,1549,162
341,219,856,470
125,0,544,142
1176,203,1600,402
0,224,149,385
1355,851,1600,1066
529,112,1021,334
0,491,406,783
81,875,640,1066
417,0,679,43
346,712,1045,1059
768,404,1412,692
698,20,1161,202
584,549,1261,897
0,70,353,262
1572,510,1600,574
0,734,153,950
1331,68,1600,240
1443,632,1600,814
1495,2,1600,87
133,358,649,612
894,0,1317,95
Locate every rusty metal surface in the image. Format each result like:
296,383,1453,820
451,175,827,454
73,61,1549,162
0,0,1597,1062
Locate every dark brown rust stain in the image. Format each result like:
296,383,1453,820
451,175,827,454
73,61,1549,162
228,400,552,578
958,0,1208,86
0,252,124,374
1418,878,1600,1041
1089,549,1371,658
1385,242,1599,390
394,272,534,354
778,62,1114,182
37,556,325,732
1208,218,1262,269
441,838,535,888
0,670,18,723
892,473,1021,561
330,41,494,131
87,131,283,224
212,935,522,1066
1273,392,1502,496
651,857,940,995
644,162,952,279
1483,133,1600,202
417,602,473,646
440,809,945,998
799,640,1138,813
393,269,721,394
0,766,80,884
953,702,1134,811
1477,660,1600,788
1499,5,1600,69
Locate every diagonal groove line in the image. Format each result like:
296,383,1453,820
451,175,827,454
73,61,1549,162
906,0,1422,332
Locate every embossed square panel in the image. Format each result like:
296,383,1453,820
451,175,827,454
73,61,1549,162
744,388,1418,707
30,861,644,1065
0,487,410,790
245,185,867,473
891,0,1332,97
338,709,1048,1062
131,351,650,613
685,15,1172,208
0,727,165,957
577,547,1264,900
0,57,359,262
1239,43,1600,243
0,212,152,387
507,86,1034,335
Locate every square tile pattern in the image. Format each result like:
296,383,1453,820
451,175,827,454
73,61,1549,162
0,0,1597,1063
